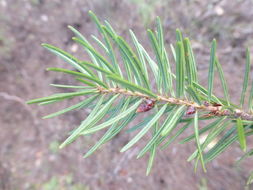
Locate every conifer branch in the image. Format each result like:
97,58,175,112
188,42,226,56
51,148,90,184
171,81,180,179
98,86,253,121
27,11,253,183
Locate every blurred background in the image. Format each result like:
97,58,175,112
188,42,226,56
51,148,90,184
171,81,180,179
1,0,253,189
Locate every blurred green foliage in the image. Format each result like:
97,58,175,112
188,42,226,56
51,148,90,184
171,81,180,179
49,141,60,154
40,174,89,190
129,0,165,24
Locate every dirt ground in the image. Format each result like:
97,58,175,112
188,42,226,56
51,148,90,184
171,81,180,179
1,0,253,189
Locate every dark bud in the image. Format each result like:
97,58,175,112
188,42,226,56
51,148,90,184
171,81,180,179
203,101,210,107
185,106,196,115
136,99,156,113
212,102,222,107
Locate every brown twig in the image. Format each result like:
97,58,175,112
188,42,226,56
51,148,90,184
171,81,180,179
0,92,39,125
97,87,253,121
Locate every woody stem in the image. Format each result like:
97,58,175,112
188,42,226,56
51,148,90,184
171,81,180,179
97,87,253,121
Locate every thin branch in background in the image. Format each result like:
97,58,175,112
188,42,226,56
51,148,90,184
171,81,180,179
0,92,39,125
